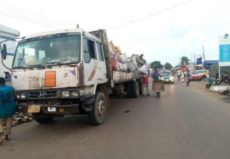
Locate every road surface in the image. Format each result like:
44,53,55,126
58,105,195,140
1,81,230,159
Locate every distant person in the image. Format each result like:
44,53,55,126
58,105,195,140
0,77,16,145
177,70,181,81
181,71,185,83
186,68,191,86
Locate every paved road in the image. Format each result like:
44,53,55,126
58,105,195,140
1,81,230,159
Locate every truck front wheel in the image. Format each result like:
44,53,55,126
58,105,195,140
88,92,108,125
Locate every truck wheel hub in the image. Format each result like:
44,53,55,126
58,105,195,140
97,100,106,116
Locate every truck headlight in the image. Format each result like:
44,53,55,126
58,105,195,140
79,89,84,96
20,93,26,99
71,91,79,97
16,94,20,99
62,91,70,97
170,76,174,81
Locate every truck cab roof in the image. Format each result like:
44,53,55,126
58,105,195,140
21,28,101,42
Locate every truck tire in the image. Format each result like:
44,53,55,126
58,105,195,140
88,92,108,125
34,116,53,124
126,82,132,97
131,81,140,98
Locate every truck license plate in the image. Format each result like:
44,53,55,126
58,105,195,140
47,107,56,112
28,104,41,113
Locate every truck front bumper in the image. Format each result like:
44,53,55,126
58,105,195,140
17,103,80,115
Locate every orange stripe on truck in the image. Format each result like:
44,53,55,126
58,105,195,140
45,71,56,87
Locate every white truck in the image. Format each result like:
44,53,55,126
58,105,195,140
1,29,146,125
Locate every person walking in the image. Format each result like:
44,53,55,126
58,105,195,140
186,68,191,86
0,77,16,145
177,70,181,81
153,67,159,81
152,68,164,97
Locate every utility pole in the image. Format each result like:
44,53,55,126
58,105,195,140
194,53,196,64
191,53,193,64
202,45,205,62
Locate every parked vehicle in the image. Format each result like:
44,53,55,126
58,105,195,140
190,69,209,81
190,71,202,81
1,29,146,125
196,69,209,79
219,72,230,85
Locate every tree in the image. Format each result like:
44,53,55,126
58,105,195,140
150,61,163,69
180,56,189,66
164,62,172,70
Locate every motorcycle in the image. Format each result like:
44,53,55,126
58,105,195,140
219,72,230,85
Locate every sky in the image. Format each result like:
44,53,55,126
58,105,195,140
0,0,230,66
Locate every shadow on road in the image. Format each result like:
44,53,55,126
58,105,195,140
221,96,230,103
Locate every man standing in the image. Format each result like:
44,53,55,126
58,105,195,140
177,70,181,81
186,68,191,86
0,77,16,145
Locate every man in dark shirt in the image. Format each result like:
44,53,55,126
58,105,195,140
0,77,16,145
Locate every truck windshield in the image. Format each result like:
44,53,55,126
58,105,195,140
13,35,81,68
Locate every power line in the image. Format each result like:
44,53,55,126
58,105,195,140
0,2,72,25
0,2,72,28
108,0,193,30
0,10,61,28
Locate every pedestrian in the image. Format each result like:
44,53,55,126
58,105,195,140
152,67,164,97
153,67,160,81
177,70,181,81
181,71,185,83
0,77,16,145
143,73,150,96
186,68,191,86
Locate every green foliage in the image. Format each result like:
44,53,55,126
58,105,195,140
180,56,189,66
164,62,172,70
150,61,163,69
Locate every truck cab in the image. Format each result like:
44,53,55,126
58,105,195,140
1,29,110,125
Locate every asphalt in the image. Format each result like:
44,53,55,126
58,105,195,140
1,81,230,159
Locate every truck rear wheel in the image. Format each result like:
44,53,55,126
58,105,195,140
131,81,140,98
88,92,108,125
126,81,140,98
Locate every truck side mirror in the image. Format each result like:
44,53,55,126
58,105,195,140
1,44,7,60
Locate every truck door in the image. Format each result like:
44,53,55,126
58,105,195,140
83,38,97,86
95,42,107,83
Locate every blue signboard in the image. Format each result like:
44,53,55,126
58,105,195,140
196,57,202,64
219,44,230,62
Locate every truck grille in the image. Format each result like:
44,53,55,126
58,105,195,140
29,90,58,99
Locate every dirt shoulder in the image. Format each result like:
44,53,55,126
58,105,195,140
189,81,230,104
